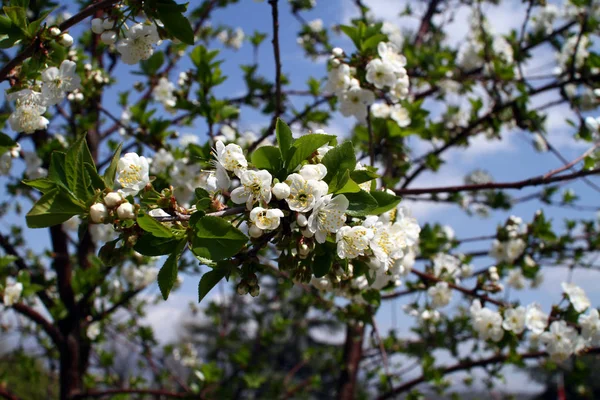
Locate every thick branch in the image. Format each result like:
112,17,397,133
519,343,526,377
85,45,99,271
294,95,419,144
12,303,63,345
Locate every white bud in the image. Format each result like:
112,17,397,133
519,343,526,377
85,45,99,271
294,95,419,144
116,202,136,220
332,47,343,57
90,203,108,223
585,116,599,132
102,19,114,30
296,213,308,227
91,18,104,34
249,224,263,238
103,192,123,208
49,27,61,37
299,243,310,257
272,182,290,200
100,31,117,45
58,33,74,47
301,228,314,238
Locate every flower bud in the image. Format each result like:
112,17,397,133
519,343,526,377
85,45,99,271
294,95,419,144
49,26,61,37
236,282,249,295
272,182,290,200
247,273,258,286
103,192,123,208
298,243,311,257
117,202,136,220
58,33,74,47
296,213,308,227
100,31,117,45
90,203,108,223
332,47,343,57
91,18,104,34
102,18,114,30
249,224,263,238
249,285,260,297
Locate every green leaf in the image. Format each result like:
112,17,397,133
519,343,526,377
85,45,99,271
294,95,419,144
0,131,16,154
335,175,361,194
3,7,26,33
26,188,85,228
191,216,248,261
198,268,227,303
251,145,283,173
49,151,68,188
157,239,186,300
0,255,17,268
344,191,378,217
85,163,106,191
322,141,356,183
351,169,379,184
369,191,402,215
140,51,164,75
22,178,56,194
65,135,94,201
156,3,195,45
103,143,123,188
275,118,294,162
361,33,387,51
137,213,174,238
312,249,333,278
134,234,180,256
285,133,335,173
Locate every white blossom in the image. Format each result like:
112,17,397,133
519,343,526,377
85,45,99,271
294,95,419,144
471,301,504,342
541,321,580,362
562,282,590,313
7,89,49,134
87,322,101,340
284,173,327,212
116,23,161,65
339,85,375,120
249,207,284,230
213,141,247,173
365,59,396,89
336,226,373,259
230,169,273,209
307,194,348,243
507,269,526,290
525,303,548,335
389,104,411,127
579,309,600,346
152,77,177,109
41,60,81,106
502,306,526,334
427,281,452,308
3,281,22,306
150,148,174,174
272,182,291,200
116,152,150,196
298,163,327,181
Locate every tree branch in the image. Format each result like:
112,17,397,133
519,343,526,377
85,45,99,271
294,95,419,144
70,388,189,399
11,303,63,346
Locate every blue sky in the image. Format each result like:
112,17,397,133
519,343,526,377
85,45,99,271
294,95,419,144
1,0,599,393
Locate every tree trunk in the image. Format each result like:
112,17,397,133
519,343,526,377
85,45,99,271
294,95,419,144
337,323,365,400
59,332,82,400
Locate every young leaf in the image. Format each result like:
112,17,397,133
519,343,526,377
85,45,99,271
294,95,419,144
137,213,174,238
369,190,401,215
26,188,85,228
103,142,123,188
322,141,356,183
157,239,186,300
251,145,283,173
191,216,248,261
65,135,94,201
156,2,195,45
198,268,227,303
285,133,335,173
22,178,56,194
276,118,294,161
344,190,378,217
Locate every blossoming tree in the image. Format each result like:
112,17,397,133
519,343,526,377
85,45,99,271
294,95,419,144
1,0,600,398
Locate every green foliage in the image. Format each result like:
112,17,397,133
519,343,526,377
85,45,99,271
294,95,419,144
25,188,86,228
191,216,248,261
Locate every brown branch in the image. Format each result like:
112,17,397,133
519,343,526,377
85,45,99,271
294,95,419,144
414,0,442,46
11,303,63,346
0,0,120,82
336,323,365,400
395,166,600,196
70,388,188,399
376,347,600,399
0,389,21,400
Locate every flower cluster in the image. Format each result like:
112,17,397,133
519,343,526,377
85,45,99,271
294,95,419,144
489,216,527,264
91,17,118,45
326,40,410,123
217,28,245,50
6,60,81,134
